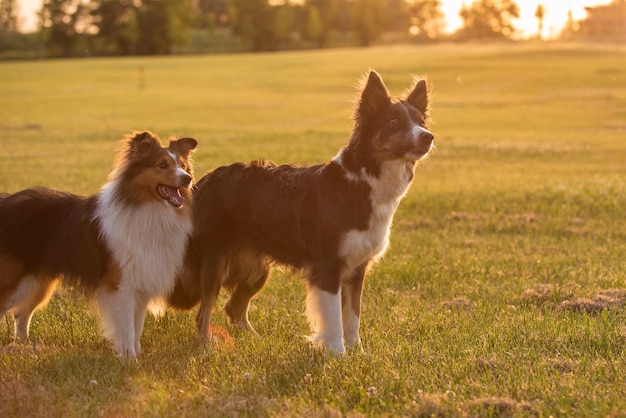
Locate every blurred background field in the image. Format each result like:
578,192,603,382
1,44,625,416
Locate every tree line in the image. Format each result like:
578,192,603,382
1,0,620,58
0,0,526,57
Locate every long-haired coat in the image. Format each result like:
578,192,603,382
170,71,433,354
0,131,197,357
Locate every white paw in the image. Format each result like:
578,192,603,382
308,333,346,355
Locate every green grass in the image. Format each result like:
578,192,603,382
1,43,626,416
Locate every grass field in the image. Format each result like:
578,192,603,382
1,43,626,417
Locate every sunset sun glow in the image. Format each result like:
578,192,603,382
440,0,614,39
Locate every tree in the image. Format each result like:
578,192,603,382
273,4,296,49
303,5,322,42
458,0,520,39
0,0,27,55
135,0,193,55
308,0,338,47
196,0,229,29
91,0,139,55
560,8,577,39
353,0,384,46
230,0,277,51
0,0,18,32
41,0,90,56
383,0,410,33
407,0,444,40
534,3,545,39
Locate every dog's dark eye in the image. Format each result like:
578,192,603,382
158,162,168,169
413,115,426,127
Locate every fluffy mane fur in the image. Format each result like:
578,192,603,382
0,131,197,357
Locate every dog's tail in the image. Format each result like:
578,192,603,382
166,269,202,310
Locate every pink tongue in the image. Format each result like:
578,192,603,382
165,186,184,207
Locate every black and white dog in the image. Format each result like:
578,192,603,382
170,71,434,354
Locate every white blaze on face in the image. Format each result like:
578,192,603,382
407,122,433,159
411,124,428,140
167,151,189,182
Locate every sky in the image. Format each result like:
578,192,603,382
15,0,615,39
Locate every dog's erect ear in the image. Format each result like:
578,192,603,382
406,78,429,115
358,71,391,117
126,131,162,157
169,137,198,160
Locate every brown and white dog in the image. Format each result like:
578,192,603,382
0,131,197,357
169,71,433,354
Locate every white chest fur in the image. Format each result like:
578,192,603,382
339,160,414,277
95,182,193,297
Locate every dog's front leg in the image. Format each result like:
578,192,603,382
306,283,344,354
94,285,138,358
195,254,226,344
341,263,367,352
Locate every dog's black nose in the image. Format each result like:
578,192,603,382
420,131,434,143
181,173,192,187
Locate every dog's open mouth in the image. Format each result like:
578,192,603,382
157,184,185,208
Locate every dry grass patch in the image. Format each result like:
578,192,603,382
521,284,573,305
473,357,500,372
444,212,539,231
441,297,472,312
0,375,31,417
413,390,456,417
522,285,626,314
542,357,578,374
559,289,626,314
467,397,536,417
445,212,489,222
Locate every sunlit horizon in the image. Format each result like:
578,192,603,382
15,0,616,39
440,0,614,39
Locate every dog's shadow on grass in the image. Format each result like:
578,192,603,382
0,347,141,417
1,308,343,416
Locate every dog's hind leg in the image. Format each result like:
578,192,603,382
1,273,58,342
341,263,367,351
13,276,58,342
196,253,227,344
224,251,270,334
0,256,23,339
